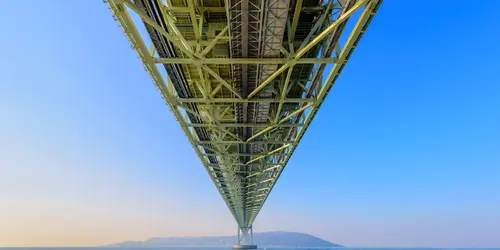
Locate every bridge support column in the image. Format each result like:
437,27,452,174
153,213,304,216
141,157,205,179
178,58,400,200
233,225,257,249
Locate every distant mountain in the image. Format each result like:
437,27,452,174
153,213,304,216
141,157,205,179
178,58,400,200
108,231,343,247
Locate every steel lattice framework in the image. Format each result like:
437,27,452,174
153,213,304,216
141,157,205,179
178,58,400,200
106,0,381,244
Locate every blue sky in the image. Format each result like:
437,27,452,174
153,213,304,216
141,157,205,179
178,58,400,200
1,0,499,248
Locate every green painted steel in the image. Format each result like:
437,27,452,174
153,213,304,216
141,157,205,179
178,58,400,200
106,0,381,232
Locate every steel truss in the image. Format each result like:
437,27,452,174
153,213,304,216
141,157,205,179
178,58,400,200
106,0,381,233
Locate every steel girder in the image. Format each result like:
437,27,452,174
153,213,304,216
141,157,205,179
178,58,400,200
106,0,381,230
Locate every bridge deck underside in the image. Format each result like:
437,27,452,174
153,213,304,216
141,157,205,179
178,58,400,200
107,0,381,229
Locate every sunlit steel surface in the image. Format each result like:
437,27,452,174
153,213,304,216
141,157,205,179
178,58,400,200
106,0,381,243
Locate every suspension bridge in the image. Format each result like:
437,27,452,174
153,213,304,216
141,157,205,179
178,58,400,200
106,0,381,248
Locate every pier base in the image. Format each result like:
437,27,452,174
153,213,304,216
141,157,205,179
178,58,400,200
233,244,258,249
234,225,257,249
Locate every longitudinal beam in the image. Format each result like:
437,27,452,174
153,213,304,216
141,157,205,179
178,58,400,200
177,98,315,103
197,140,295,145
188,123,303,128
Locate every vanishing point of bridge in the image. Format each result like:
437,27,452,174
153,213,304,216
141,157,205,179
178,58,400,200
106,0,381,248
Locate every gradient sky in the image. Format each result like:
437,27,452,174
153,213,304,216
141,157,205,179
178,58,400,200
1,0,500,248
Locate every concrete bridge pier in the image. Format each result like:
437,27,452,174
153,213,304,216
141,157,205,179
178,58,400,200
233,225,257,249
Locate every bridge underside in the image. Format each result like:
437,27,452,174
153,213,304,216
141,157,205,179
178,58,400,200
107,0,381,234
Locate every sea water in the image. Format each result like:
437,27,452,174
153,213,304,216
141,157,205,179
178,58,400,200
1,248,500,250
